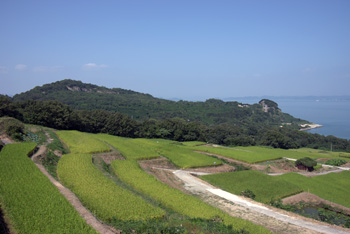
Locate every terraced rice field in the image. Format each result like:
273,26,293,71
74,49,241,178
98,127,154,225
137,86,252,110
0,143,97,234
57,130,110,154
157,143,223,169
201,170,303,203
111,159,271,233
57,153,165,221
278,171,350,207
286,148,350,161
192,145,350,164
192,146,284,163
96,134,223,168
95,134,159,160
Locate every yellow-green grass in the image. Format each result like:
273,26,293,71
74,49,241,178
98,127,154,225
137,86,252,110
192,146,284,163
57,154,165,221
157,144,223,169
57,130,110,154
0,143,97,234
286,148,350,161
96,134,222,168
95,134,160,159
201,171,303,203
111,159,271,233
192,145,350,164
278,171,350,207
181,141,207,147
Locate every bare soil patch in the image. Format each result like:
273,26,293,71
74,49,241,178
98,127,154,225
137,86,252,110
139,156,177,170
340,162,350,168
0,134,15,145
138,157,189,194
95,152,125,164
282,192,350,215
185,164,235,173
195,151,252,167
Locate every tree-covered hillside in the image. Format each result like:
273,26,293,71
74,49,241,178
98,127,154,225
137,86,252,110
13,79,307,129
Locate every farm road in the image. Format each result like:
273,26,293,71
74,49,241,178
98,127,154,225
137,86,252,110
173,170,350,234
31,145,118,234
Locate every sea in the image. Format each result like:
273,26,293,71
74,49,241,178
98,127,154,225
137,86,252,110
224,96,350,140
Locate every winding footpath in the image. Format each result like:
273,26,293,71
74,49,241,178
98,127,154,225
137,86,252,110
31,145,117,234
173,170,350,234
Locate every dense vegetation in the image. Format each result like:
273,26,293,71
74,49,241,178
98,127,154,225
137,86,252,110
1,79,350,152
13,79,303,127
0,143,97,234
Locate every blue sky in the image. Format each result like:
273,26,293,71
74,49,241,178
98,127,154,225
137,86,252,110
1,0,349,100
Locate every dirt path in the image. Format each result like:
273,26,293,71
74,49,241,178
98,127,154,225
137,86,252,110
0,134,15,145
31,145,118,234
172,170,350,234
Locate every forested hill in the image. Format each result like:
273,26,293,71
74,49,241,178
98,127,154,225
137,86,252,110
13,79,307,128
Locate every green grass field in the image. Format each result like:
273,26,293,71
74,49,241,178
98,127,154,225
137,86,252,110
0,143,97,234
96,134,223,168
191,145,350,164
286,148,350,161
57,130,110,154
57,153,165,221
192,146,284,163
278,171,350,208
201,170,303,203
157,143,223,169
111,159,271,233
95,134,160,160
181,141,207,147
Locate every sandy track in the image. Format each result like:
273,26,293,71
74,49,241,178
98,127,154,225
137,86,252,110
31,146,117,234
173,170,350,234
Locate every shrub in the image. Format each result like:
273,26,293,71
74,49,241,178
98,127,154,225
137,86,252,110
325,159,347,166
295,157,317,171
240,189,256,200
0,117,25,141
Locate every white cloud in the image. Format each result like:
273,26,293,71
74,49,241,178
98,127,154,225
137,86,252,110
82,63,108,70
33,66,63,72
15,64,28,71
0,66,8,74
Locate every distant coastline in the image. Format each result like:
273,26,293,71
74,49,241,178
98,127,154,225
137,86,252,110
299,123,323,131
